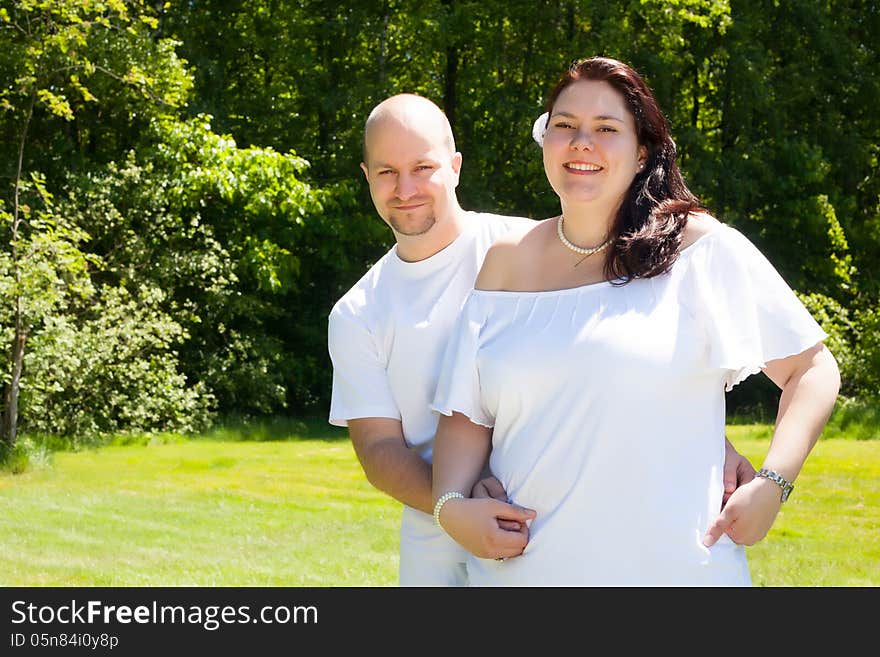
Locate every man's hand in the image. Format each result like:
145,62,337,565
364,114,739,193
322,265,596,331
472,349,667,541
471,475,507,501
723,437,756,508
472,475,522,531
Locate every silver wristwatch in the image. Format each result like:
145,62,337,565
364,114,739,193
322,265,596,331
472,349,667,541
755,468,794,503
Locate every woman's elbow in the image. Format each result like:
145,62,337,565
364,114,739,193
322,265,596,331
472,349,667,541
815,343,841,397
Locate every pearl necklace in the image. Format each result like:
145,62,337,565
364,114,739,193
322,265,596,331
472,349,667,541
556,216,612,256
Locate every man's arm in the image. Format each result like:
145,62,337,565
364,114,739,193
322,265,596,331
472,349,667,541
329,306,435,513
348,417,433,514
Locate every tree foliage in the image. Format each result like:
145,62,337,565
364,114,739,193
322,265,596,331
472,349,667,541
0,0,197,445
0,0,876,441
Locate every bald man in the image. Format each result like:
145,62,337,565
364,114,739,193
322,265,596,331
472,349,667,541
327,95,534,586
327,94,753,586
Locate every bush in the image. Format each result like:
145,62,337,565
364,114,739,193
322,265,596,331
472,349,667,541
21,284,213,439
823,397,880,441
797,291,857,394
0,437,52,474
850,305,880,399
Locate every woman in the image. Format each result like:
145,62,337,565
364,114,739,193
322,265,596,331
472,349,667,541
430,57,840,585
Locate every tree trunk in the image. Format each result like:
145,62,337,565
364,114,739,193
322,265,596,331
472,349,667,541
379,2,389,89
2,325,27,448
444,45,458,130
442,0,458,130
2,94,34,449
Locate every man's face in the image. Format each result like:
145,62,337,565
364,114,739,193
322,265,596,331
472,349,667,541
361,117,462,238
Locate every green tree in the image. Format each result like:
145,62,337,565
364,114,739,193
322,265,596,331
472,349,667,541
0,0,190,446
161,0,879,412
64,115,329,416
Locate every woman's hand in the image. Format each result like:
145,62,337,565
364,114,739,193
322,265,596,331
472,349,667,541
439,497,537,560
702,476,783,547
722,438,755,508
704,343,839,548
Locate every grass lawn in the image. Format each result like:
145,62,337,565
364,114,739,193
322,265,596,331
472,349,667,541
1,420,877,586
728,425,880,586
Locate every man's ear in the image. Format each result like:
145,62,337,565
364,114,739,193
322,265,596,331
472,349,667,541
451,151,463,185
360,162,369,180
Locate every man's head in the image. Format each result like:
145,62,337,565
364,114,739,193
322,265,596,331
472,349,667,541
361,94,463,244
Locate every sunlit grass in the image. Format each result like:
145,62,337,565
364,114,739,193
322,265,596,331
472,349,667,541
0,421,877,586
728,426,880,586
0,429,399,586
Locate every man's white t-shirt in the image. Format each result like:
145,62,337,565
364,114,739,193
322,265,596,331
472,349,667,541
328,211,531,585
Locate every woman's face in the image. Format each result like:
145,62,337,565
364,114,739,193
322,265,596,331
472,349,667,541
543,79,646,211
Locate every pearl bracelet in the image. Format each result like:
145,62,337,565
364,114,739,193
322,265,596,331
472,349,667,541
433,491,464,527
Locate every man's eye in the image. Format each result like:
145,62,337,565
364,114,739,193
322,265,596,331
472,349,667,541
416,165,434,171
377,170,394,175
554,122,574,129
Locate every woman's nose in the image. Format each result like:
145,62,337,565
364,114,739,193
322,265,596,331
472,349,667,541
570,129,594,151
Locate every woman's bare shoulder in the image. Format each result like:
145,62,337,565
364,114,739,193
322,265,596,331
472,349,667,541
681,212,722,250
476,218,551,291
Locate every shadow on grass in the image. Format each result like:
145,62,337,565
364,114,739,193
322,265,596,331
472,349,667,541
193,414,350,444
2,415,350,472
726,395,879,441
6,397,877,474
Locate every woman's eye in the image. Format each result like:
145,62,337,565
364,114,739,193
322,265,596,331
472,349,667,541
554,122,574,129
598,126,617,133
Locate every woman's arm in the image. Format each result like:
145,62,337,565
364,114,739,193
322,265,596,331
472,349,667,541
433,412,536,559
760,342,840,482
433,411,492,500
703,342,840,546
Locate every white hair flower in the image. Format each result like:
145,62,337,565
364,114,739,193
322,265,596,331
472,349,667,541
532,111,549,147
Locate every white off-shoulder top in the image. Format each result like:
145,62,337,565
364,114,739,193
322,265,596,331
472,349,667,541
432,224,827,586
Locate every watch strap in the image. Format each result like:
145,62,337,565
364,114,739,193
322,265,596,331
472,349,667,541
756,468,794,503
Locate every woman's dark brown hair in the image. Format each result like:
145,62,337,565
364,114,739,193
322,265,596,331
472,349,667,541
544,57,703,282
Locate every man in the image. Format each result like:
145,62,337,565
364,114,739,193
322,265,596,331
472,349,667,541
328,94,754,586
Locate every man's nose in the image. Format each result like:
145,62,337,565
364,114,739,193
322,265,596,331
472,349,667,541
396,173,418,200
